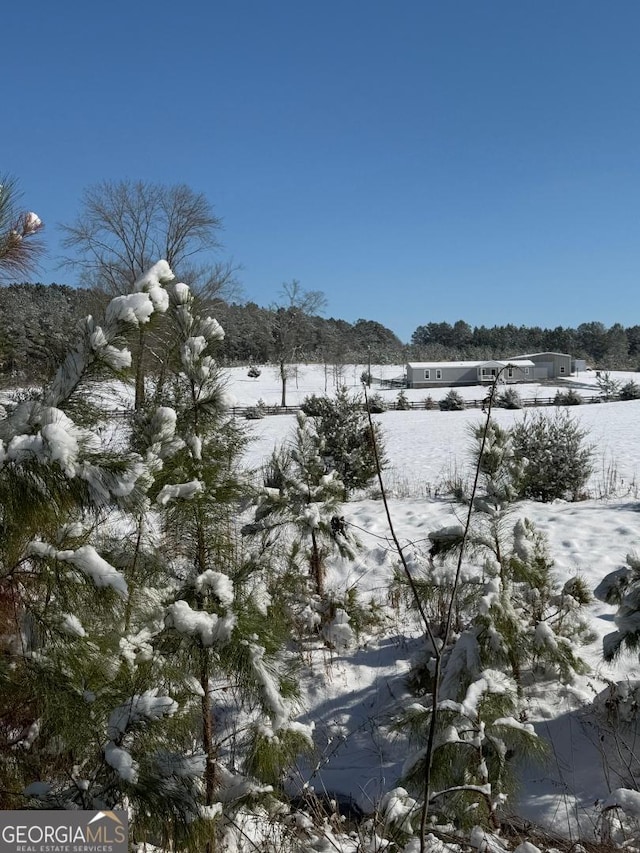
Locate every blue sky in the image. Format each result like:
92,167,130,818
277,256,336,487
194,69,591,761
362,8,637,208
4,1,640,342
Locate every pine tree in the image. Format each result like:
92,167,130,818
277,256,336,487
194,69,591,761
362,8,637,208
301,385,384,496
137,281,313,849
595,553,640,662
0,262,187,827
245,412,356,600
0,263,312,851
396,508,592,829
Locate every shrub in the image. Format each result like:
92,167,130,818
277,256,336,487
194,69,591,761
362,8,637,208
300,393,325,416
365,393,386,414
510,410,593,501
495,387,522,409
596,370,621,400
395,390,411,410
621,380,640,400
245,398,267,419
302,386,386,495
439,390,466,411
423,395,436,410
554,389,582,405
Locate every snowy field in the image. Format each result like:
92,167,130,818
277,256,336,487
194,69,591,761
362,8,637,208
226,364,640,840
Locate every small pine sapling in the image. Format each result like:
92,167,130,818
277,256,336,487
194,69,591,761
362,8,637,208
439,389,466,411
495,387,523,409
301,385,386,495
595,553,640,662
244,412,356,600
620,380,640,400
397,670,541,829
510,409,593,502
395,389,411,410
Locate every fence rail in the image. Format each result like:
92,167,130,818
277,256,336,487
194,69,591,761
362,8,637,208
105,392,620,420
229,393,617,418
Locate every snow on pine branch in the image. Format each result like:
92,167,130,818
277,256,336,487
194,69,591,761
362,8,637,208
27,541,128,598
246,639,314,743
156,480,204,506
45,260,175,408
104,742,138,783
165,599,236,646
107,688,178,739
0,401,149,506
103,688,179,784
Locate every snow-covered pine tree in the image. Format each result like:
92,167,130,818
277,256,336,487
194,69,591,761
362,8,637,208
245,412,356,604
136,280,313,849
0,262,195,826
397,669,541,829
301,385,384,496
595,552,640,662
470,418,521,511
0,262,313,851
396,510,592,827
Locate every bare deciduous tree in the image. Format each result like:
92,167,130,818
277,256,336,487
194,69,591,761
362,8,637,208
271,280,327,407
0,175,44,281
60,180,238,410
59,179,234,297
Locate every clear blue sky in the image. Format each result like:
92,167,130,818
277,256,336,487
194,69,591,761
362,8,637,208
4,1,640,342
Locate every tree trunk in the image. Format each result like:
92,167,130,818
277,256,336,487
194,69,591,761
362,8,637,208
310,530,324,597
134,327,146,411
280,361,287,407
200,648,217,853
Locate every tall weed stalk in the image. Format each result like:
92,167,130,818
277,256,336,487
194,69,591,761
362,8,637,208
364,373,505,851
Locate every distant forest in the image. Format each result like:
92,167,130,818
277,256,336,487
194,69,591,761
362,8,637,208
1,282,638,384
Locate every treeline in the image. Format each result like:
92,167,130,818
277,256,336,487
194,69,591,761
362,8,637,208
0,283,108,381
0,283,405,383
1,282,639,384
410,319,640,368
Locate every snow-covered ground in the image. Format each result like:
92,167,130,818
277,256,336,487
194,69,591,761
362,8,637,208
226,364,640,840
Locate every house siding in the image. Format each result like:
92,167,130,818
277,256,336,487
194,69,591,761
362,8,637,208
510,352,572,379
406,360,535,388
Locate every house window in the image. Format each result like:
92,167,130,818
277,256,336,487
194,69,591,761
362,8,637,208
524,367,529,375
424,369,430,380
436,369,442,380
560,366,566,374
481,368,497,378
507,367,513,378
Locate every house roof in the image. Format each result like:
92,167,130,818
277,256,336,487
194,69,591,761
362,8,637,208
509,352,571,359
407,361,483,369
407,359,535,369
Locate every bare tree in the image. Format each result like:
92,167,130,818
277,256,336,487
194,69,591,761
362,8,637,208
0,175,44,281
271,280,327,407
60,180,237,409
59,179,231,296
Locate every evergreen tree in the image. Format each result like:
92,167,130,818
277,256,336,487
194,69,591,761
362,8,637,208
244,412,356,600
0,262,189,830
0,263,312,851
133,279,313,847
396,473,592,830
301,386,385,496
510,410,593,502
595,553,640,662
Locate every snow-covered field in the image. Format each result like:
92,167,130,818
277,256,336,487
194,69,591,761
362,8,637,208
227,364,640,840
